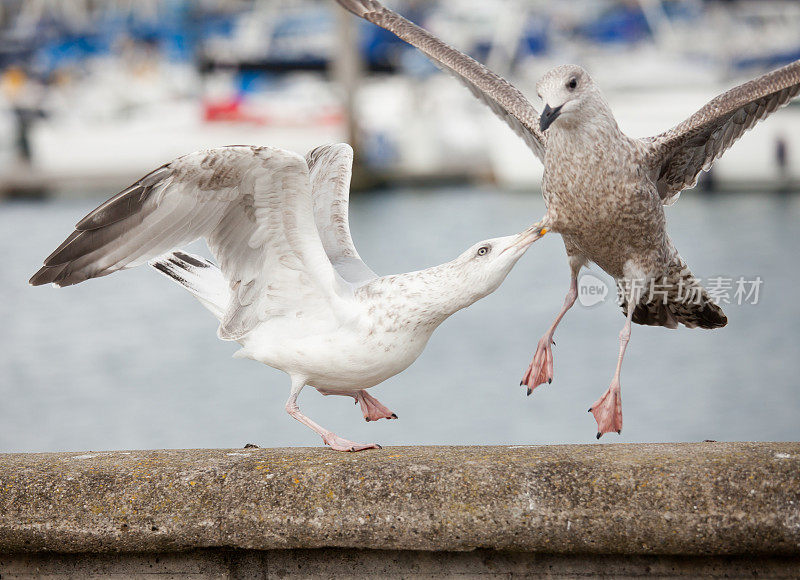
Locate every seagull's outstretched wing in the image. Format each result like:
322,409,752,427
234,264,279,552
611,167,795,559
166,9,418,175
30,146,352,340
306,143,377,285
645,60,800,204
337,0,546,161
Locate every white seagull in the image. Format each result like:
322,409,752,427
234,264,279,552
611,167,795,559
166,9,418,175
30,143,544,451
336,0,800,437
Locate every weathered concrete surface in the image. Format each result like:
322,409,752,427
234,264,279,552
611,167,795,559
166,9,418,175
0,443,798,556
2,549,800,578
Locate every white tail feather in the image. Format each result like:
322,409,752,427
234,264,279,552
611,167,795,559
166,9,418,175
149,251,230,321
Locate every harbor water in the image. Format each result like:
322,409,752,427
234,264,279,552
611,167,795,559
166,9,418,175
1,187,798,452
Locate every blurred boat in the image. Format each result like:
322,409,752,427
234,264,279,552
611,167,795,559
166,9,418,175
0,0,798,197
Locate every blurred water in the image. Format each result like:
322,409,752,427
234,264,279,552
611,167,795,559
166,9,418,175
1,188,798,453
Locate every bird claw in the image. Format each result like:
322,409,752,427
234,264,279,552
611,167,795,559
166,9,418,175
356,390,398,422
520,336,555,393
589,382,623,438
322,432,382,452
596,429,621,440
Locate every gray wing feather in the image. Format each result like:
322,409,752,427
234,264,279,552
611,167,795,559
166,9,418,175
337,0,546,161
645,59,800,204
305,143,377,285
30,146,351,340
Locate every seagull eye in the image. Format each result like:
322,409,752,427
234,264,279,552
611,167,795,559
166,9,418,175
567,77,578,90
476,245,490,257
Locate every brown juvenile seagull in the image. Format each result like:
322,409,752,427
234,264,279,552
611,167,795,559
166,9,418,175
336,0,800,437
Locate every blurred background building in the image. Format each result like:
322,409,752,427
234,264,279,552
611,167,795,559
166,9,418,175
0,0,799,197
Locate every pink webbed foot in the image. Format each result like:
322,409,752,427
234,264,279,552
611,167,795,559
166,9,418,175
520,337,554,395
356,390,398,422
589,382,623,438
321,432,382,452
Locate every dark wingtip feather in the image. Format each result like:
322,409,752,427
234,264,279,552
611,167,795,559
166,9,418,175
31,162,174,289
75,164,169,231
76,185,144,231
29,269,46,286
173,250,210,268
152,260,190,286
43,228,105,267
31,259,114,288
151,261,171,276
29,265,61,286
42,230,83,267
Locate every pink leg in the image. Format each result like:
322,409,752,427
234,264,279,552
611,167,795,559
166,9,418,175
520,274,578,394
316,388,398,422
356,391,398,422
286,382,381,452
589,305,634,438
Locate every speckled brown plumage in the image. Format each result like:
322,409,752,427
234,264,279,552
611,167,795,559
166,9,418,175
337,0,800,437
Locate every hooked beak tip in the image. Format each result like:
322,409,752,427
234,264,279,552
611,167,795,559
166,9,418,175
539,104,562,132
506,225,548,254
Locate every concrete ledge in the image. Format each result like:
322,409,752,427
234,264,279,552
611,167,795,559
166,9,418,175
2,549,800,578
0,443,798,558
